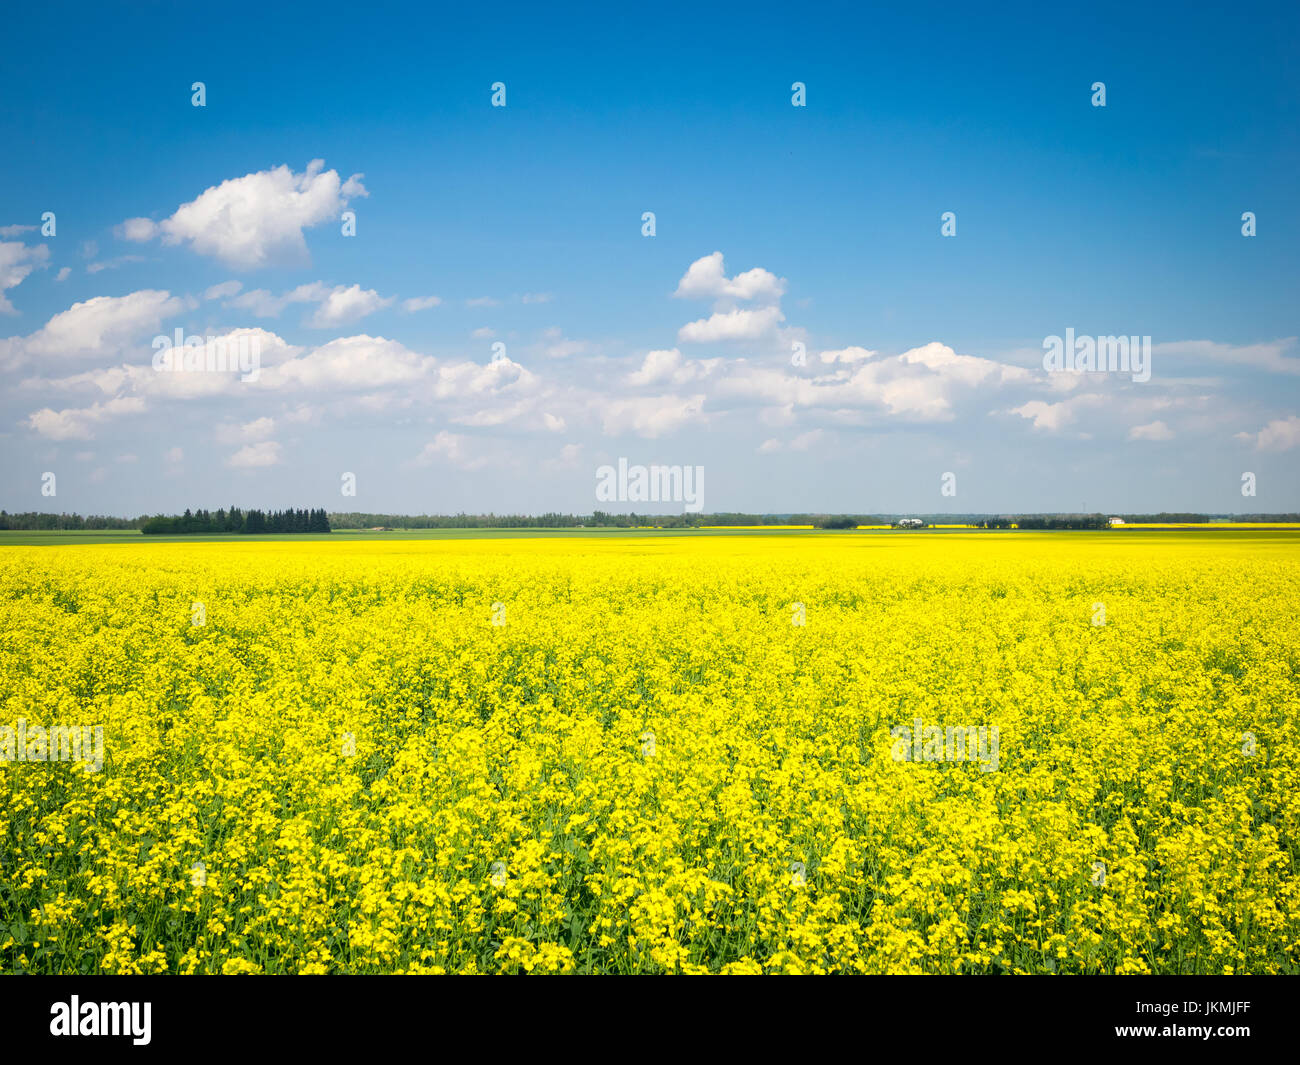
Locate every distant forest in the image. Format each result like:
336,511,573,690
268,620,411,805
2,510,1297,532
141,508,331,534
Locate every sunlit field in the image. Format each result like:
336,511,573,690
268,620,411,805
1,531,1297,974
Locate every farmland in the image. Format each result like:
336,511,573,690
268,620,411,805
1,531,1297,973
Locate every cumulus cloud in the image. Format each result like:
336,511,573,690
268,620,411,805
1237,415,1300,452
674,252,785,307
1005,395,1104,432
628,348,719,386
678,305,785,343
599,394,706,438
259,335,434,391
0,241,51,313
226,281,393,326
672,252,788,344
716,341,1033,424
629,348,685,386
305,284,394,327
901,341,1034,388
118,160,367,269
20,327,294,401
1128,420,1174,441
25,396,146,440
0,289,191,368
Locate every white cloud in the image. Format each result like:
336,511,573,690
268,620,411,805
0,224,36,238
204,280,242,300
229,441,282,467
260,335,435,391
1005,395,1104,432
55,267,71,282
541,329,590,358
757,430,824,454
306,284,394,327
0,289,191,368
118,160,367,269
25,396,146,440
629,348,685,386
628,348,719,386
599,394,706,438
0,241,50,314
717,341,1033,425
901,342,1033,387
402,296,442,312
116,219,155,242
432,356,536,401
521,292,553,304
226,287,288,317
674,252,785,307
678,306,785,343
1154,338,1300,376
413,430,487,469
819,346,876,365
1237,415,1300,452
227,281,392,326
215,417,276,445
1128,420,1174,441
466,297,500,308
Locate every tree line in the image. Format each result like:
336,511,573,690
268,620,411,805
328,511,894,529
140,508,331,534
3,510,1299,533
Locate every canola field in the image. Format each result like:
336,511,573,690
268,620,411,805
1,531,1298,974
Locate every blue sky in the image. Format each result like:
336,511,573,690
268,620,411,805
1,0,1297,515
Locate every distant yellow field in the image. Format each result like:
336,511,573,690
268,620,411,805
1115,523,1300,529
2,532,1297,974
